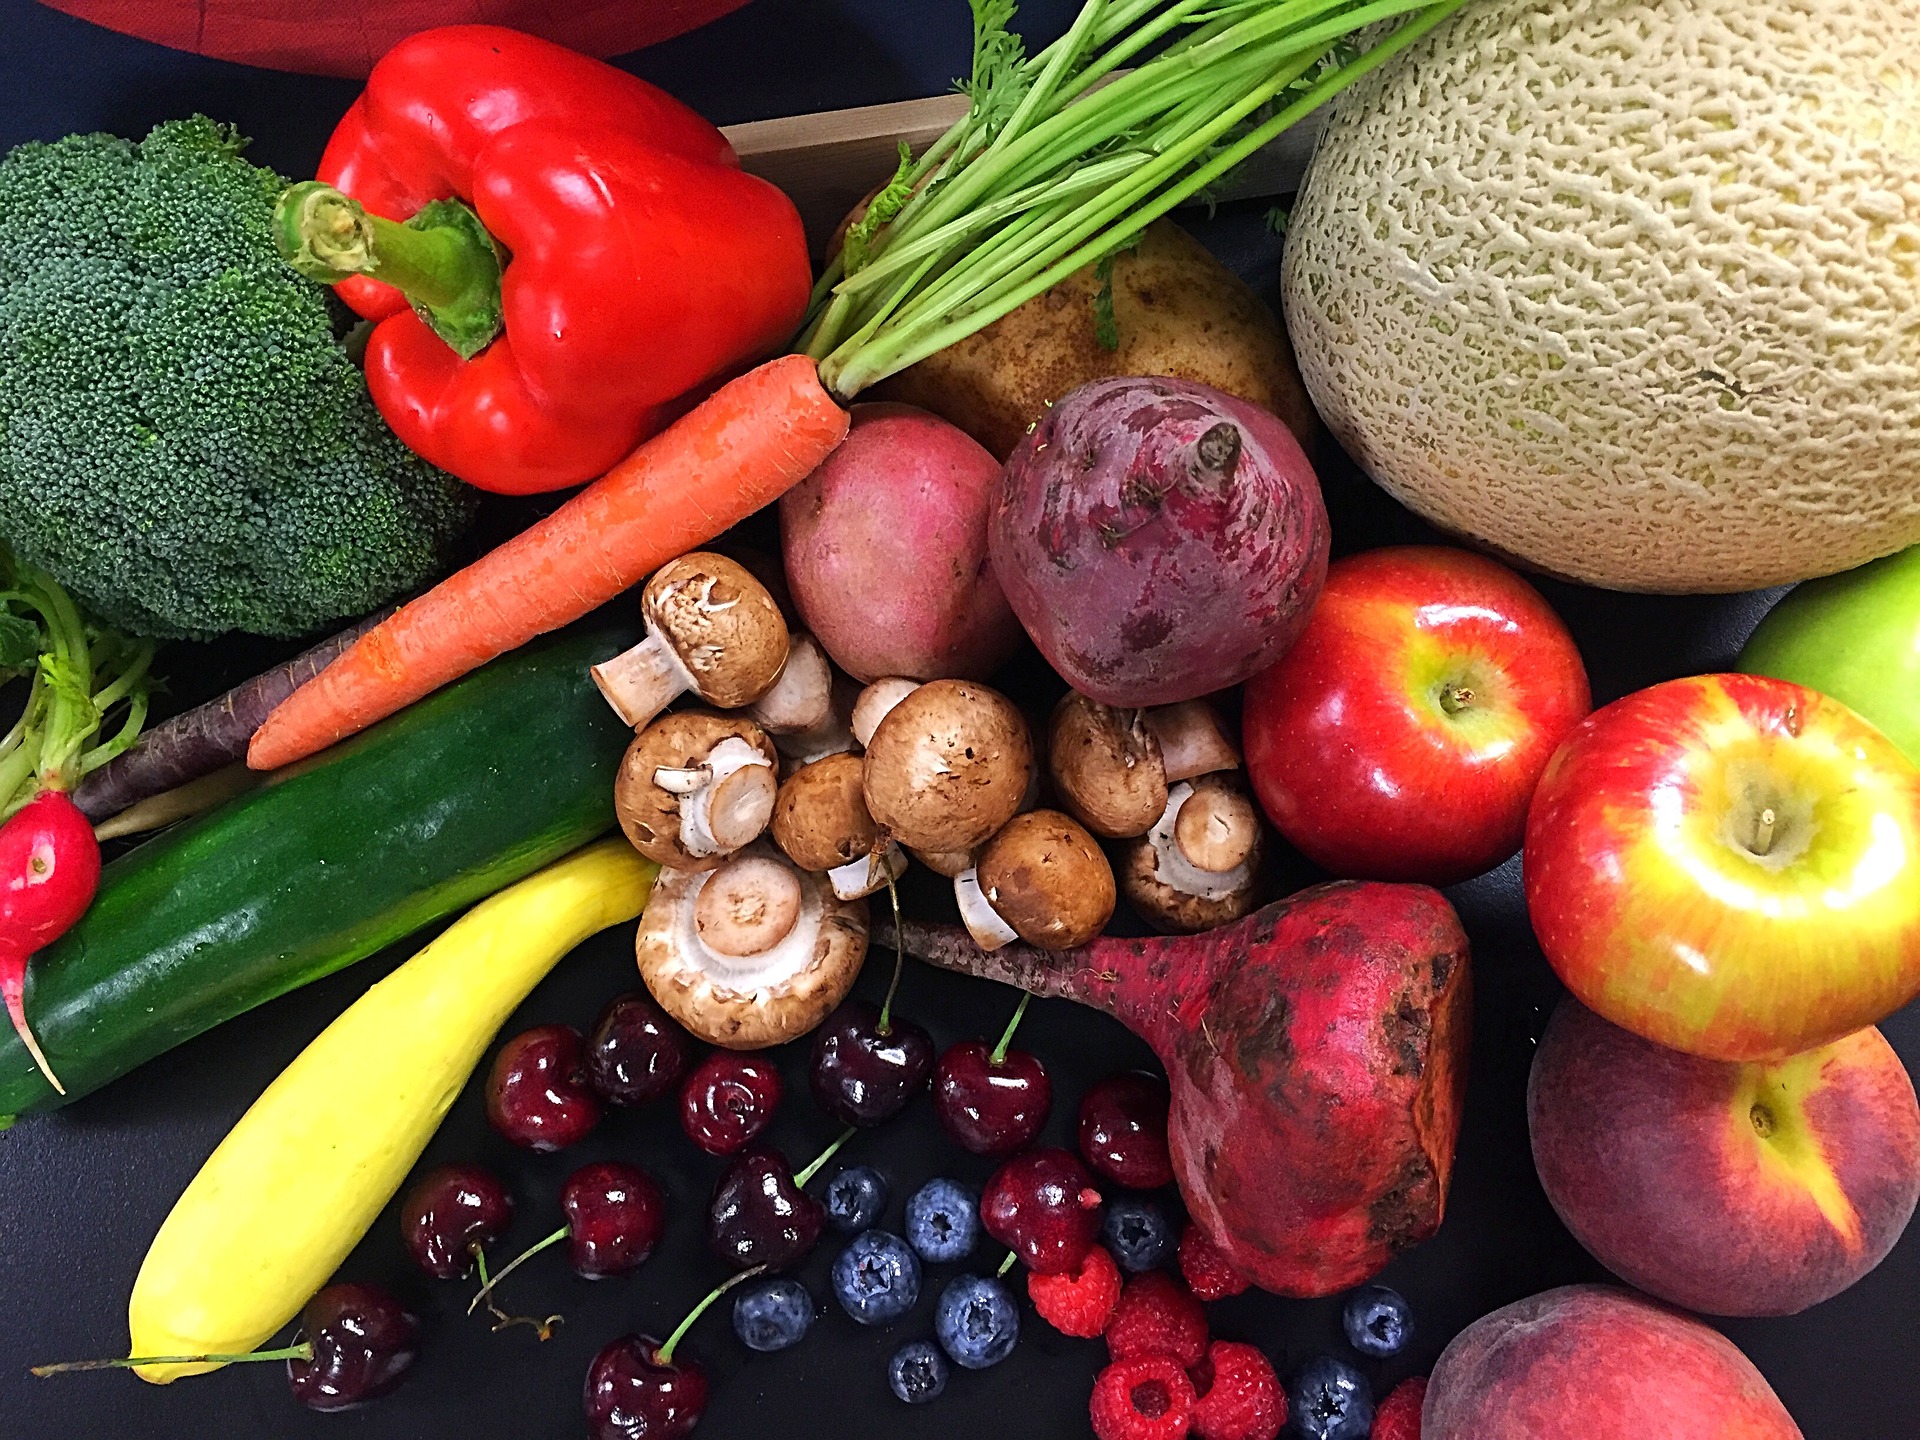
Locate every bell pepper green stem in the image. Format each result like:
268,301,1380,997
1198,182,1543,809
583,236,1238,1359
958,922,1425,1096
274,182,505,360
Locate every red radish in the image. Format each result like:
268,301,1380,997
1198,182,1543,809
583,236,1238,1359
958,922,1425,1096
0,791,103,1091
780,403,1023,682
882,880,1471,1297
989,377,1329,707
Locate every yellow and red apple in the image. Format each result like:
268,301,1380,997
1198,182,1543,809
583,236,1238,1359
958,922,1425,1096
1244,545,1590,884
1524,672,1920,1061
1529,998,1920,1316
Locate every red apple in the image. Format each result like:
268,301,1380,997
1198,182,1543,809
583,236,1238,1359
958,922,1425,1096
1425,1285,1803,1440
1530,998,1920,1317
1242,545,1590,884
1525,673,1920,1061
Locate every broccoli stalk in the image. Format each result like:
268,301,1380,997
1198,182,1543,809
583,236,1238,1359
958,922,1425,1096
0,552,154,818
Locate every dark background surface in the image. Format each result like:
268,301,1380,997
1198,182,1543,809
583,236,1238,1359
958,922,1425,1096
0,0,1904,1435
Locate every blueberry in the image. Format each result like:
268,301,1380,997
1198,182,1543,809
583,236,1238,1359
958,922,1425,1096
1286,1355,1374,1440
905,1177,979,1263
1100,1195,1175,1273
934,1274,1019,1369
825,1165,889,1235
888,1339,950,1405
732,1277,815,1352
1342,1284,1414,1358
832,1230,923,1326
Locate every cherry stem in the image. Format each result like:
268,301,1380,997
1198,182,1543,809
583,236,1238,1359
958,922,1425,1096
988,991,1032,1067
794,1124,858,1189
996,1250,1018,1278
877,869,905,1035
468,1224,568,1317
34,1342,314,1376
472,1243,562,1340
657,1265,770,1365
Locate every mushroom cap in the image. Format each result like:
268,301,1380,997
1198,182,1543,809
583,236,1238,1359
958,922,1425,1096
1120,774,1265,935
636,847,868,1049
616,711,779,870
1048,692,1167,838
642,552,790,709
907,845,977,879
771,752,881,872
863,680,1034,853
977,809,1116,951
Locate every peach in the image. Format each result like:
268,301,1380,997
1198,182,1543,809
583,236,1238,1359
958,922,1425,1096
1529,999,1920,1316
1424,1285,1801,1439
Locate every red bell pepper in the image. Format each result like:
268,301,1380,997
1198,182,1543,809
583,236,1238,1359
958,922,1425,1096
275,25,812,494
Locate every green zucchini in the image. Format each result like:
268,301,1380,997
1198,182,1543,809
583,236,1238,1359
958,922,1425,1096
0,621,637,1119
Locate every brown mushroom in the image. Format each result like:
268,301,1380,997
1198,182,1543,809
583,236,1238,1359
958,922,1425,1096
910,846,978,880
1119,773,1264,934
769,752,906,900
615,712,780,870
591,552,790,729
749,632,834,736
850,677,922,748
1049,693,1240,838
961,809,1116,952
863,680,1034,853
636,844,867,1048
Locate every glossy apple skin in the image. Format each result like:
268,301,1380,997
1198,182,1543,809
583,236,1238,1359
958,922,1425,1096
1529,999,1920,1317
1738,544,1920,766
1524,673,1920,1061
1244,545,1590,884
1425,1285,1802,1440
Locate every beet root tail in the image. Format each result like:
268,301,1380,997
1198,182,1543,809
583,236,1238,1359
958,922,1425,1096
2,963,65,1095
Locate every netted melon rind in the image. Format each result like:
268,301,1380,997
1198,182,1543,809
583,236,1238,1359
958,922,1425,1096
1281,0,1920,594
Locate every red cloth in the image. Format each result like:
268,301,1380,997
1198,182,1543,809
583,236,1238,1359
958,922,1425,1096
36,0,753,77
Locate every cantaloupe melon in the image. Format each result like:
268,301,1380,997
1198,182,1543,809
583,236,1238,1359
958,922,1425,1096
1282,0,1920,593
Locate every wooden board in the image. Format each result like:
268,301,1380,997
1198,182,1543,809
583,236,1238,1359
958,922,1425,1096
722,94,1326,256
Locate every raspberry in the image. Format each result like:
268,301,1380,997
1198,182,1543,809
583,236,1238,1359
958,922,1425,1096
1029,1242,1123,1337
1372,1376,1428,1440
1178,1225,1251,1302
1090,1355,1196,1440
1105,1270,1209,1367
1191,1341,1285,1440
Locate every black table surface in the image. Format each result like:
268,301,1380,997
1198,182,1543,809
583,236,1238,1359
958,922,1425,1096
0,2,1904,1435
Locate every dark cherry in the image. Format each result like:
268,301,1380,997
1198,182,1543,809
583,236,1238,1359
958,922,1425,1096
587,991,693,1107
399,1162,515,1280
285,1282,420,1412
808,1000,933,1127
980,1147,1104,1275
1077,1072,1174,1189
680,1051,783,1156
933,1040,1052,1157
486,1023,602,1151
584,1334,708,1440
564,1162,669,1279
707,1151,826,1271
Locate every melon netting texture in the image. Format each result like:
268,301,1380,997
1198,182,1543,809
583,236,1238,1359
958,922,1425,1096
1281,0,1920,593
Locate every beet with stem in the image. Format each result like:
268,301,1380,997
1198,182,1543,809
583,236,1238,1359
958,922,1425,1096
882,880,1471,1296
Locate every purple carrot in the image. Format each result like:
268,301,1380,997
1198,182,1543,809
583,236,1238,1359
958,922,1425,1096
72,613,388,822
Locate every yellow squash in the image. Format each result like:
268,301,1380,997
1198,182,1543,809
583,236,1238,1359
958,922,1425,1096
127,839,655,1381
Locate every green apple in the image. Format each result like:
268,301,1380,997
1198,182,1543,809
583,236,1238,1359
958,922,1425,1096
1738,545,1920,764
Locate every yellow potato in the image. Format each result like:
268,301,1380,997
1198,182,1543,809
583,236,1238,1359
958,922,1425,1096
872,218,1320,460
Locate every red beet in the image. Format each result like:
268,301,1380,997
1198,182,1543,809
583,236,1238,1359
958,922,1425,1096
884,880,1471,1296
989,376,1329,707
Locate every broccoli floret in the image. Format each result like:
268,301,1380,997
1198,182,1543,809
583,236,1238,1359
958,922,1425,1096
0,117,474,640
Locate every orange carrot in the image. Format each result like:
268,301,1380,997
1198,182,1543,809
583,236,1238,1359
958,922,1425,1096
248,356,849,771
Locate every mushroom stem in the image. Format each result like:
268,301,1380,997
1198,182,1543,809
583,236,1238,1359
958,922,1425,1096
1173,785,1259,874
1145,701,1240,783
1147,783,1255,902
695,853,805,957
828,842,907,900
955,867,1019,951
657,737,778,858
591,634,694,730
851,678,921,748
750,634,835,735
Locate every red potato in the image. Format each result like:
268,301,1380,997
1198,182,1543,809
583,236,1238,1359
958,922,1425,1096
990,377,1329,707
779,403,1024,683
